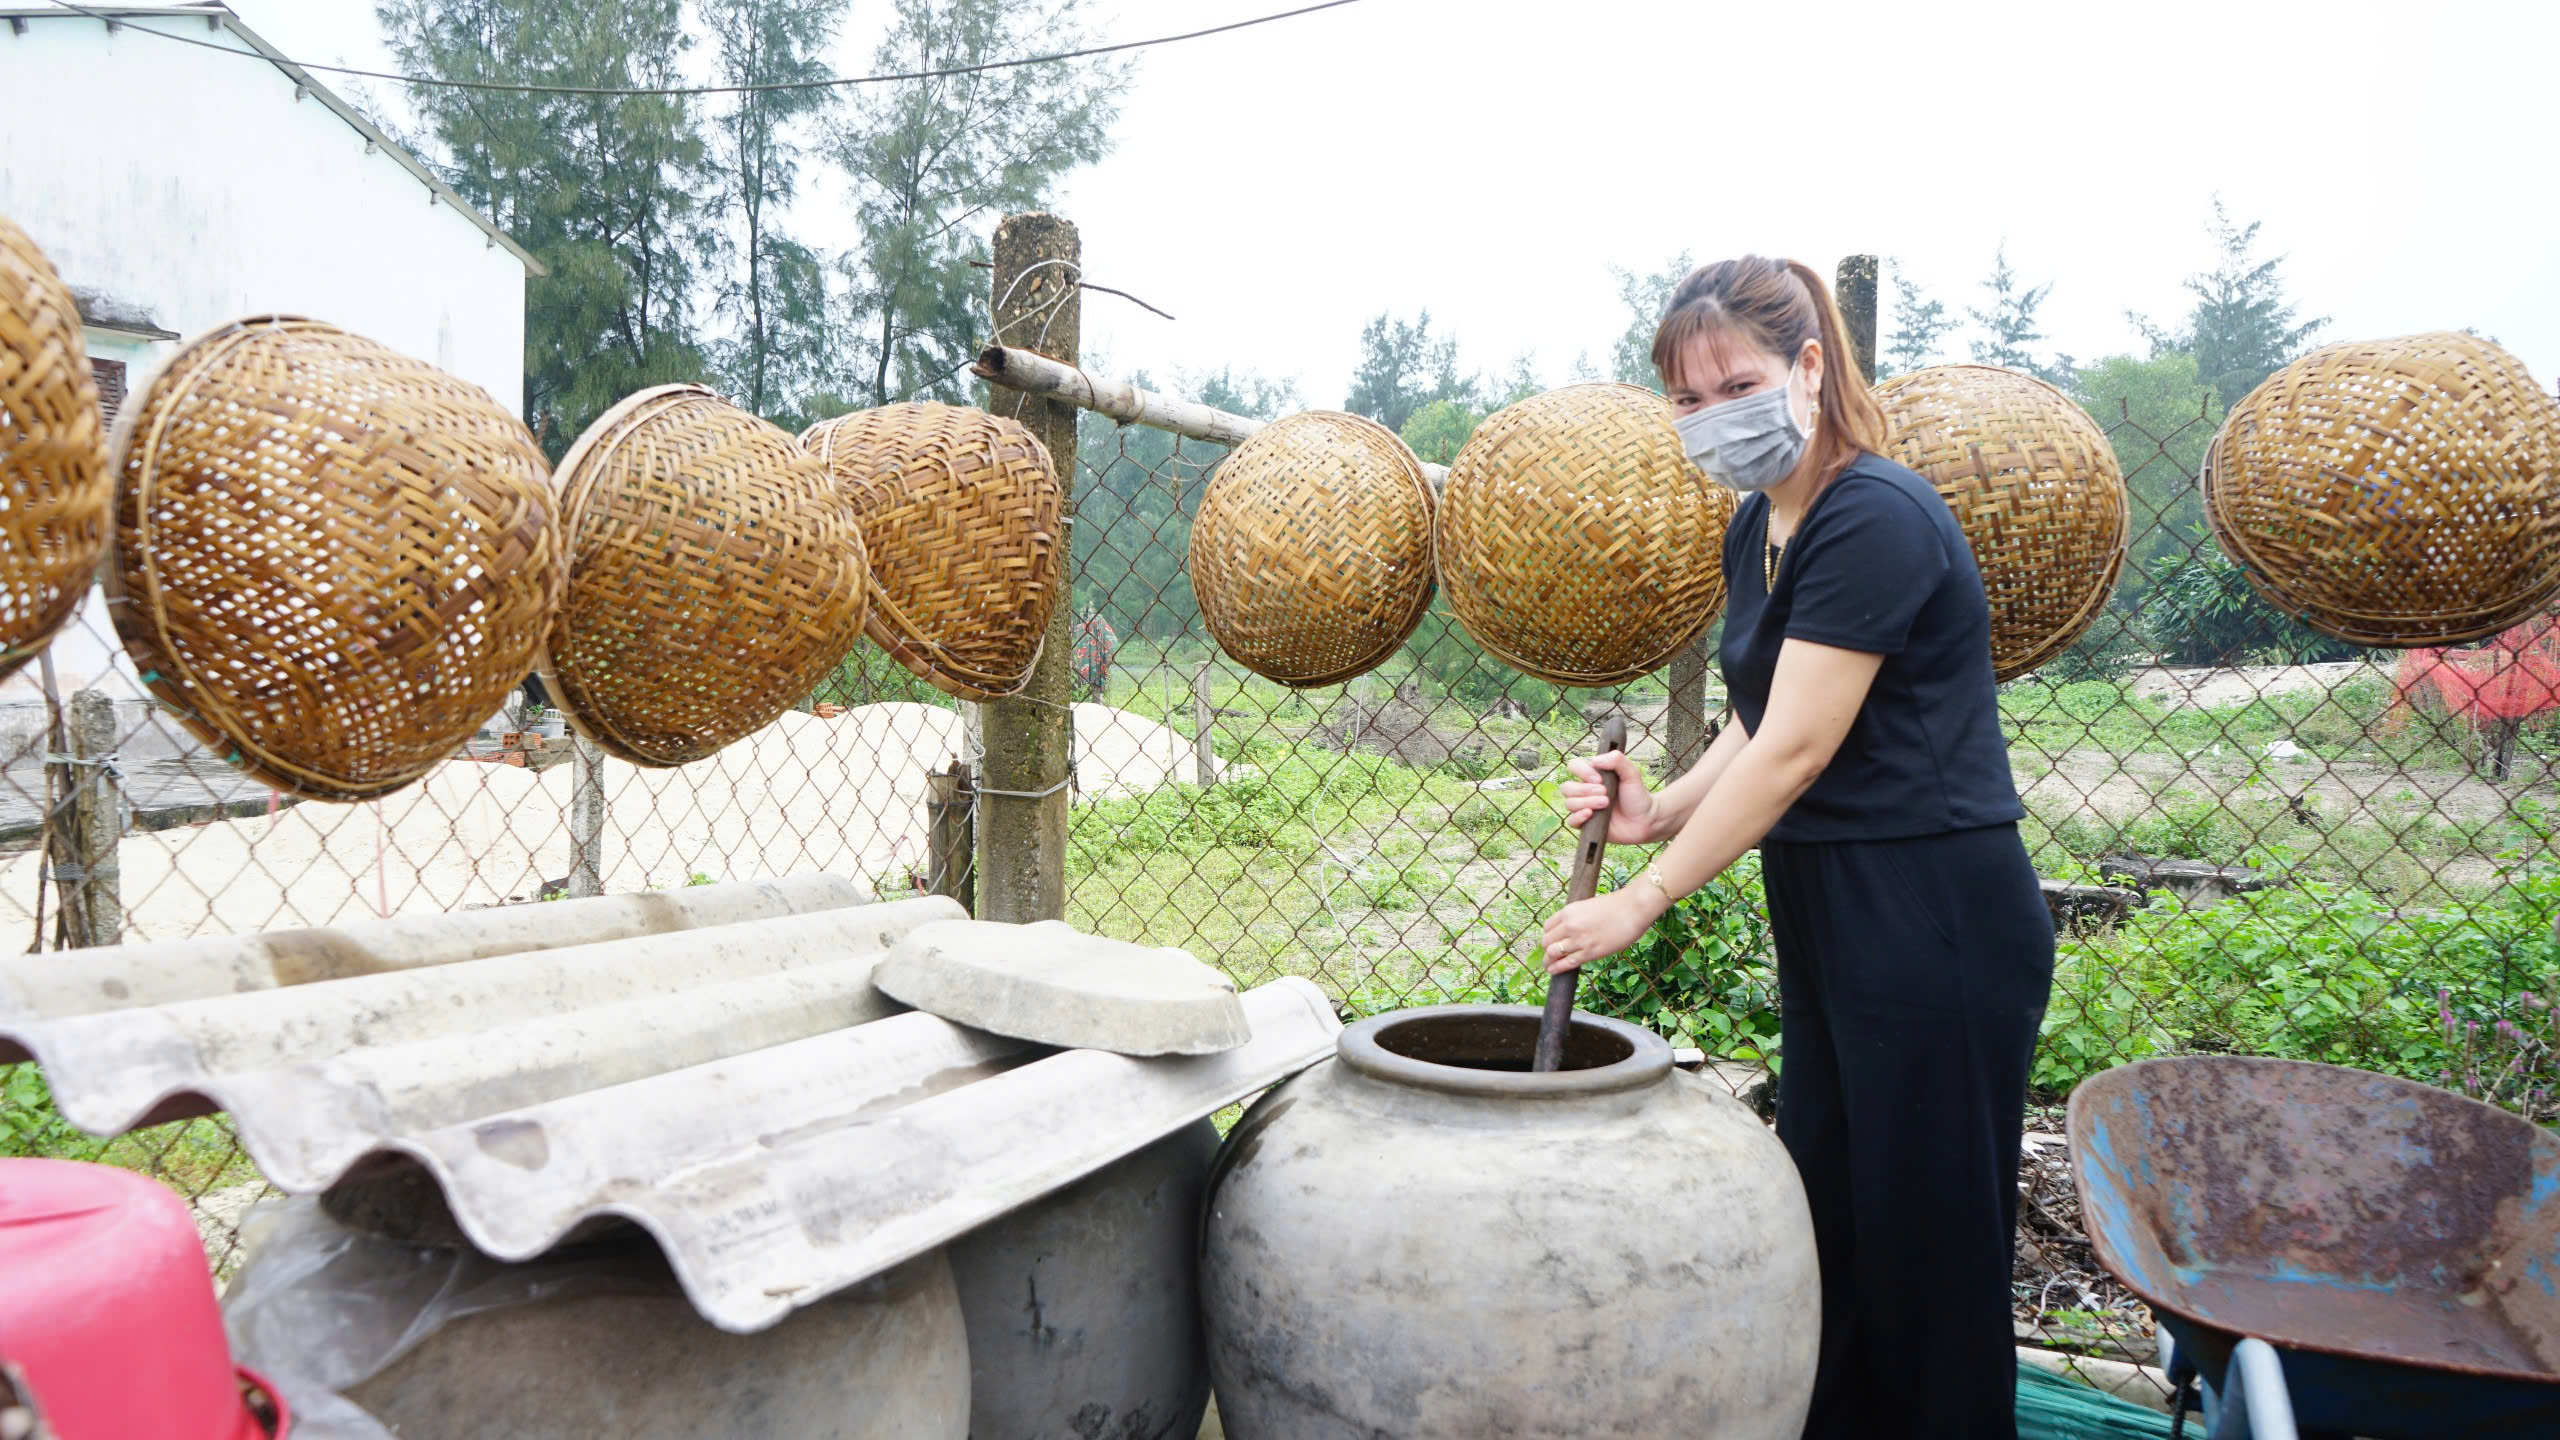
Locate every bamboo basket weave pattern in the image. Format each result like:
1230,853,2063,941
1436,384,1734,686
1876,365,2129,681
801,403,1060,702
2203,332,2560,647
1190,410,1434,688
106,316,565,801
543,385,868,767
0,215,112,683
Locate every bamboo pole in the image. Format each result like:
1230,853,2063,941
971,344,1451,488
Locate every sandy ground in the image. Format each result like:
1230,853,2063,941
2127,660,2396,709
0,702,1225,944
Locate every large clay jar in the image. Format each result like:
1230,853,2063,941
225,1198,969,1440
947,1121,1218,1439
349,1251,969,1439
1201,1005,1819,1438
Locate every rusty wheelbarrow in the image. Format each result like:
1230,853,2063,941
2068,1056,2560,1439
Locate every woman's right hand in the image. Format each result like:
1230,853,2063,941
1559,750,1656,846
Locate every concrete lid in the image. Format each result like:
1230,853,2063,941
874,920,1252,1056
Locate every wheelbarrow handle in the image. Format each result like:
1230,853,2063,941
2168,1331,2298,1440
2218,1339,2300,1440
1533,716,1627,1074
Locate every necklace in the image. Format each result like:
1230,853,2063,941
1762,504,1784,592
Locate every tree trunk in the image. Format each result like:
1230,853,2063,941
2489,716,2522,781
1664,630,1716,775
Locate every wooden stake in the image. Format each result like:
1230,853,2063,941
1194,658,1217,789
927,759,976,915
1534,716,1627,1073
67,689,120,947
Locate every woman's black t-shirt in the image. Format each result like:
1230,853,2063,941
1719,452,2023,844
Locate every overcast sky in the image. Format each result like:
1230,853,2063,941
216,0,2560,404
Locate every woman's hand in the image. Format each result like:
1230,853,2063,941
1558,749,1656,845
1541,887,1661,976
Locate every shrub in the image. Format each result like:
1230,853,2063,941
1576,854,1783,1060
1405,606,1563,716
2142,548,2366,666
2034,609,2150,684
1068,769,1301,868
2030,855,2560,1103
812,640,953,709
3,1065,90,1159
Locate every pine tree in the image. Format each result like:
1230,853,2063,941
700,0,847,424
1880,263,1956,377
1343,311,1471,434
379,0,713,452
828,0,1127,411
2132,199,2329,412
1967,245,2070,383
1608,252,1694,391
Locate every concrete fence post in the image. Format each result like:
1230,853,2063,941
567,736,605,898
977,212,1080,924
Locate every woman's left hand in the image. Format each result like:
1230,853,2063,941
1541,888,1659,976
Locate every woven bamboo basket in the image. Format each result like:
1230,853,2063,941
542,385,868,766
1436,383,1734,686
2203,332,2560,647
1875,365,2129,680
1189,410,1435,688
105,316,565,801
0,216,113,682
801,403,1060,701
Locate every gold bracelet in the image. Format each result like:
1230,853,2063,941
1644,865,1676,909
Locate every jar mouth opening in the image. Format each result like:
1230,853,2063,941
1338,1005,1671,1097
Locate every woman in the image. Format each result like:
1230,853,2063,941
1541,256,2055,1439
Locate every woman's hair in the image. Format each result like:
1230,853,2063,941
1650,255,1887,484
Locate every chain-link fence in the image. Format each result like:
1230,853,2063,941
0,579,1006,1272
1042,383,2560,1379
4,339,2553,1396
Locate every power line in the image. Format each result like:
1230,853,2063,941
35,0,1369,96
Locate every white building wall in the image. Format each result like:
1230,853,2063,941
0,13,534,730
0,13,528,410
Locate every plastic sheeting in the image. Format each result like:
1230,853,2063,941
2396,611,2560,724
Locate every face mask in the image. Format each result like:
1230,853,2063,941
1674,362,1810,493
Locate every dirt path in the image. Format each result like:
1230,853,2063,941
2129,661,2395,709
2018,747,2534,828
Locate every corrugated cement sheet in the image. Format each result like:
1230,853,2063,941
0,883,1341,1332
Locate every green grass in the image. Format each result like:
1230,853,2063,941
2001,675,2551,774
2033,853,2560,1106
4,1065,263,1208
1064,736,1573,1002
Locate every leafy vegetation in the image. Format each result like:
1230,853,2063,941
1577,857,1781,1060
2140,549,2365,666
2033,857,2560,1103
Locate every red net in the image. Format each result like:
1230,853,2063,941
2395,611,2560,723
